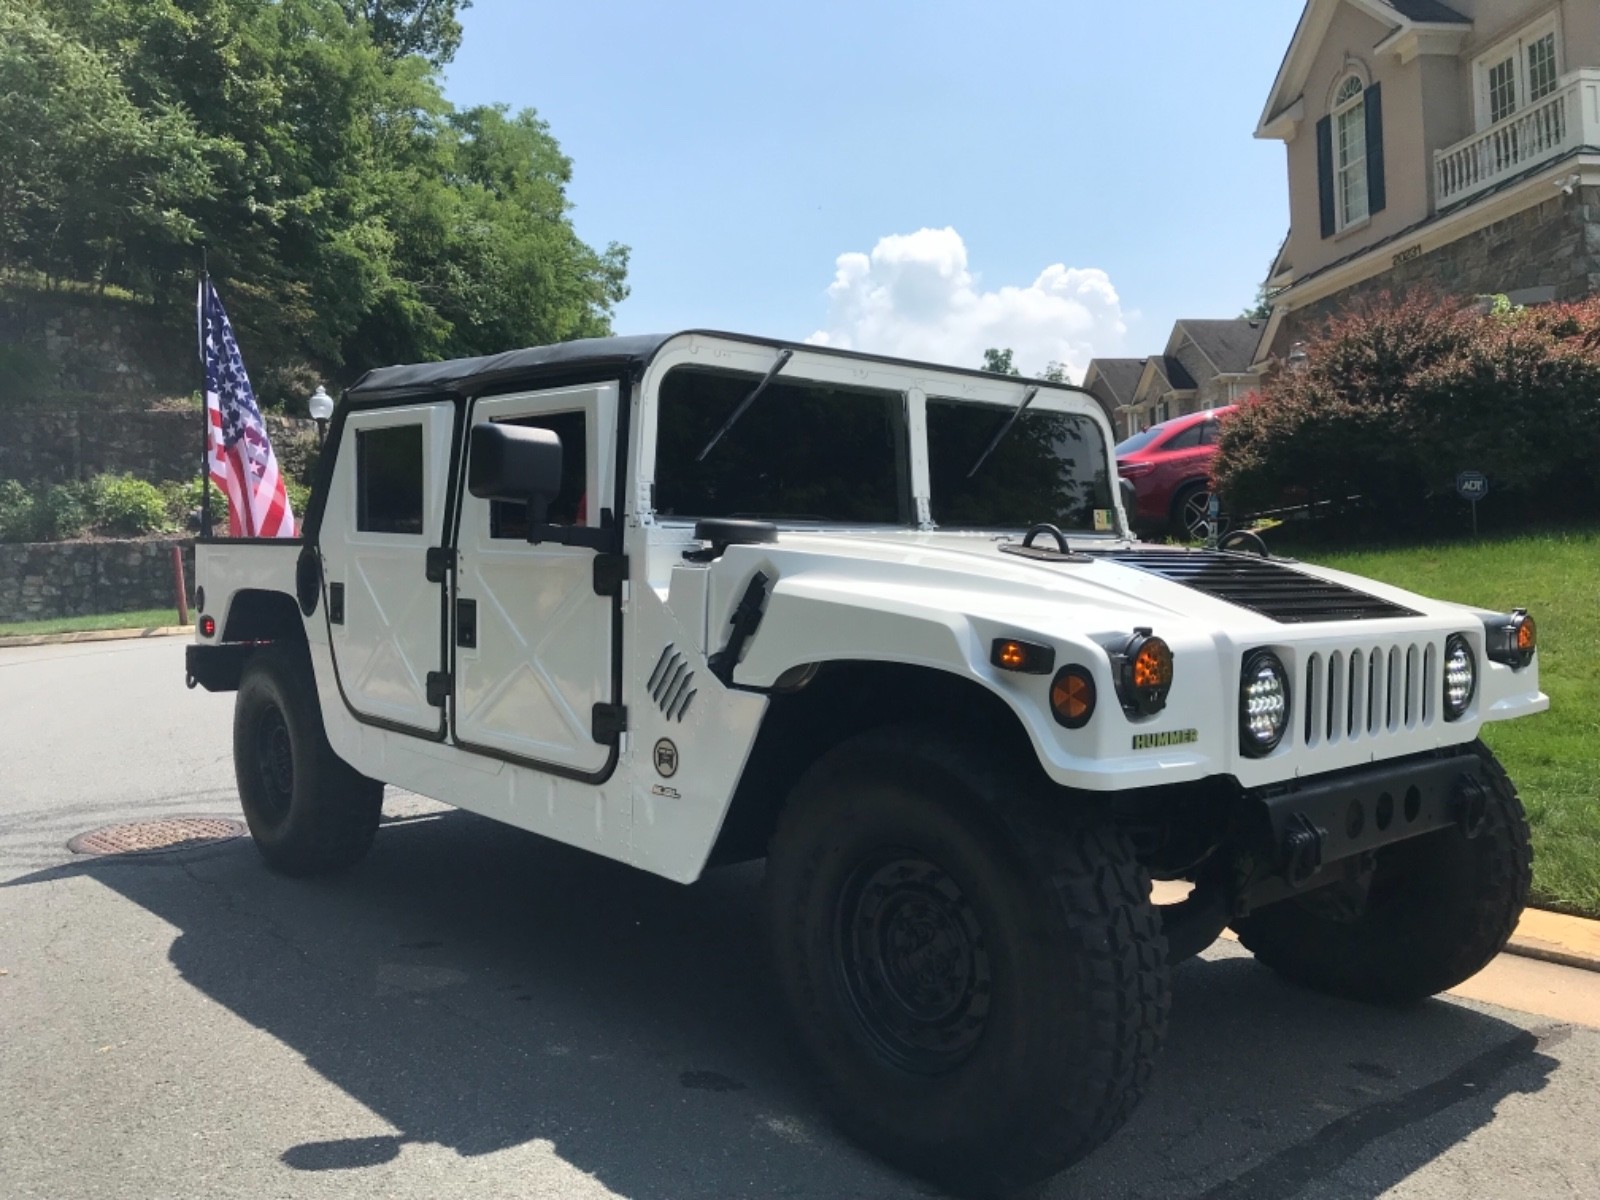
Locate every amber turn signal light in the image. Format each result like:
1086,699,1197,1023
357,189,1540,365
1482,609,1536,669
990,637,1056,675
1050,666,1097,729
1115,629,1173,716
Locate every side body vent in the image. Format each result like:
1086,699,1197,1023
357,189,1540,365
1103,550,1420,624
647,644,696,722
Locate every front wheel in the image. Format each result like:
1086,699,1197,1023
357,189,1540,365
234,644,384,876
765,727,1170,1196
1232,742,1532,1003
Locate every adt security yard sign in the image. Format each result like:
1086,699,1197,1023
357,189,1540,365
1457,470,1488,535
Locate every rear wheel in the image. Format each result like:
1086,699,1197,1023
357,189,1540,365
1171,481,1230,542
1232,743,1531,1003
234,644,383,876
766,727,1169,1196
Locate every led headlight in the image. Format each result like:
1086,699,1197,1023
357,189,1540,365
1239,649,1290,756
1443,634,1476,721
1114,629,1173,716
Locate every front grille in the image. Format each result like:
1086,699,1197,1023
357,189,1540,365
1104,550,1419,624
1299,642,1437,749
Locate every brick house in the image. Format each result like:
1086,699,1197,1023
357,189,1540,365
1087,319,1265,437
1254,0,1600,362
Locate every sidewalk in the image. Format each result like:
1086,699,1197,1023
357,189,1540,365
0,625,190,651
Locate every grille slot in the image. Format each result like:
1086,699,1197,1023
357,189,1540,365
647,644,696,722
1103,550,1419,624
1297,640,1433,749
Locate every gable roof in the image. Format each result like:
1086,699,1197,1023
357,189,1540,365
1173,319,1266,375
1257,0,1471,140
1082,358,1145,407
1142,355,1198,394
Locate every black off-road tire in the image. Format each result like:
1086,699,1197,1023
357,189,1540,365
1232,742,1531,1004
765,726,1170,1197
234,643,384,877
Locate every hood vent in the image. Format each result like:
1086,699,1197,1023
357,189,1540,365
1101,550,1419,624
647,644,696,721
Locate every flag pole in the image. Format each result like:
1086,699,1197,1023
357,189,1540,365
197,250,213,539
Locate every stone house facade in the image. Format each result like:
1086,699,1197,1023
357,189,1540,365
1254,0,1600,361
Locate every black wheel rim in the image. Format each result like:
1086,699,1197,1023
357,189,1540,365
835,849,991,1075
254,703,294,826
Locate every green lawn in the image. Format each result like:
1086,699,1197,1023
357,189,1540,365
1305,529,1600,917
0,608,186,638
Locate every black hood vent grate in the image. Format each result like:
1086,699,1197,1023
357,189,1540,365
1100,550,1420,624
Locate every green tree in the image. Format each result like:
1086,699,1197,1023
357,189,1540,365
339,0,472,65
0,1,218,286
981,347,1020,375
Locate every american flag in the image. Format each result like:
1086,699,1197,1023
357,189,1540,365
198,279,296,538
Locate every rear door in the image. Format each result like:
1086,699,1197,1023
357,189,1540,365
449,384,618,776
321,402,455,736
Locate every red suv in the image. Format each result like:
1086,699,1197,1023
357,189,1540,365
1116,406,1235,540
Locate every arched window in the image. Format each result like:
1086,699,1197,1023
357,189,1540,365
1333,74,1369,229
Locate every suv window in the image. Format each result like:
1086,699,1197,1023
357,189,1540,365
1163,423,1203,450
489,410,588,537
927,398,1113,532
1200,419,1222,446
356,424,424,534
654,366,911,524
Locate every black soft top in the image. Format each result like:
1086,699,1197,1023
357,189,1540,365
344,332,676,402
342,329,1106,405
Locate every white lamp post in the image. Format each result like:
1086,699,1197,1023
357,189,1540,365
308,385,334,445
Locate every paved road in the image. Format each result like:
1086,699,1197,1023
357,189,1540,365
2,638,1598,1199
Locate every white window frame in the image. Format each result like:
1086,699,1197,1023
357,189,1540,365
1474,15,1562,131
1332,74,1369,232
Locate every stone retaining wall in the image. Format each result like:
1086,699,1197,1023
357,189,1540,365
0,538,194,625
0,410,319,487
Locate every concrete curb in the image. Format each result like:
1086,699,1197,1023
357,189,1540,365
0,625,190,650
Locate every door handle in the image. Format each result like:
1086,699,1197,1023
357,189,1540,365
455,598,477,649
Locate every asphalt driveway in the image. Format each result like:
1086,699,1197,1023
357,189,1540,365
2,638,1597,1199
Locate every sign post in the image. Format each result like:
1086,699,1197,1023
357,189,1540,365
1456,470,1488,537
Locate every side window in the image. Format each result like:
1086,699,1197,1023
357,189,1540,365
1164,424,1203,451
356,424,424,535
489,410,589,538
1200,420,1222,446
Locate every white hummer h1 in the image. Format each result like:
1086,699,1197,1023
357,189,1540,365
187,331,1546,1195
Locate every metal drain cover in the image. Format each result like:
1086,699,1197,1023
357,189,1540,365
67,816,246,858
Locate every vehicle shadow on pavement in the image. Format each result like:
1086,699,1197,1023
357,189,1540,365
4,804,1564,1200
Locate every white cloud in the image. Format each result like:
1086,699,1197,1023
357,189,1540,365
806,227,1128,383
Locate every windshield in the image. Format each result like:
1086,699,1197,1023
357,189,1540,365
654,365,912,524
1115,425,1165,455
927,396,1113,533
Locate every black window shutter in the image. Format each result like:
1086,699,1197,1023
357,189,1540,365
1365,82,1386,215
1316,116,1336,238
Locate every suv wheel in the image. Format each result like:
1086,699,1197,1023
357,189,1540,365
234,644,384,876
1232,742,1531,1003
1172,482,1230,542
765,726,1170,1195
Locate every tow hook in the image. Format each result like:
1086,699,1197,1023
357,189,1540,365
1451,774,1489,839
1281,813,1325,887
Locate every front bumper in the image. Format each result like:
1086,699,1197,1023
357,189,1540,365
1240,747,1491,909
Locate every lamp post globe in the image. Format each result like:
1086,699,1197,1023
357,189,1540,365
309,385,334,444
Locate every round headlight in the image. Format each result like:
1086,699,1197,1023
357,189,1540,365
1443,634,1476,721
1239,650,1290,756
1116,631,1173,716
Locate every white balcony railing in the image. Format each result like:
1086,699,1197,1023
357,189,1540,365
1434,69,1600,208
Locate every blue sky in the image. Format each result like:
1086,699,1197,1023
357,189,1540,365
445,1,1304,379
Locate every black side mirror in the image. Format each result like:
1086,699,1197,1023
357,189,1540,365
468,422,562,525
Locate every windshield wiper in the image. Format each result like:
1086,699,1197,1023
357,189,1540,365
965,384,1039,478
696,348,794,462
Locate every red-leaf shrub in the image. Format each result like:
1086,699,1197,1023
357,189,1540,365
1213,293,1600,527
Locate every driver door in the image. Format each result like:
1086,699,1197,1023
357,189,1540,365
450,384,618,775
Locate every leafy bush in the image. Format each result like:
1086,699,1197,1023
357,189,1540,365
0,479,91,541
1214,294,1600,531
85,474,171,536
